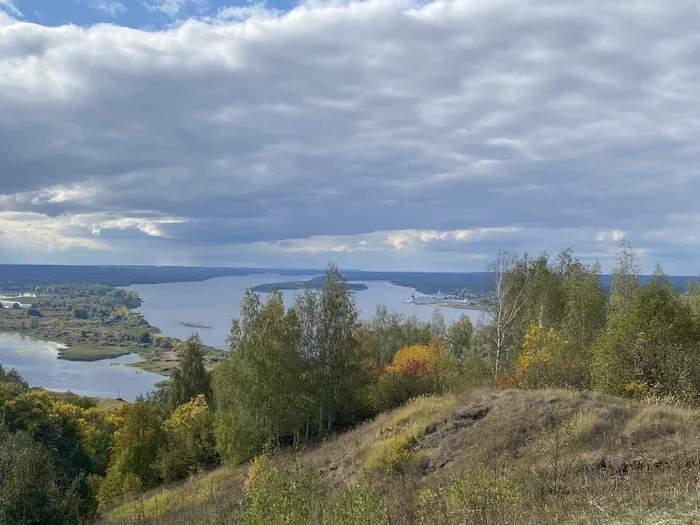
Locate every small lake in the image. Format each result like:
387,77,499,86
128,275,485,350
0,333,163,401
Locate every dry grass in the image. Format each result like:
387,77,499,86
100,388,700,525
100,468,245,525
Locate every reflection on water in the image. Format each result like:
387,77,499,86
0,333,162,401
129,275,485,350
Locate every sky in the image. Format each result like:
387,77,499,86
1,0,700,274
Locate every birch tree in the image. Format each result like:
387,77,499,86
485,250,526,383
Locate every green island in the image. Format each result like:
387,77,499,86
178,321,214,329
252,275,368,292
0,284,225,374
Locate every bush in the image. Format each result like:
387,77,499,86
26,308,43,317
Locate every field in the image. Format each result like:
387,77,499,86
99,388,700,525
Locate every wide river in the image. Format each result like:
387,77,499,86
128,274,484,349
0,274,483,399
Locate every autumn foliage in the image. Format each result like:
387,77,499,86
511,322,568,389
387,341,446,377
368,340,458,411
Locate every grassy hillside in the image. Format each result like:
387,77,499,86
99,389,700,525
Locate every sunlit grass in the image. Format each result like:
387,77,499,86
103,468,239,523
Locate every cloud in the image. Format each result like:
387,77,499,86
266,227,520,254
88,0,127,16
0,211,186,259
145,0,209,17
2,0,700,272
595,230,626,243
211,3,278,22
0,0,21,17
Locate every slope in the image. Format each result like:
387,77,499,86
100,389,700,525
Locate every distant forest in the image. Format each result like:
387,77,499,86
0,264,697,295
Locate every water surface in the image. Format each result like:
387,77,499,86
129,276,484,349
0,333,162,401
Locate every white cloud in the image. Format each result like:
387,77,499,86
265,227,521,254
595,230,626,243
89,0,127,16
212,3,277,22
0,211,187,258
145,0,209,17
0,0,21,17
385,227,521,251
0,212,107,253
2,0,700,272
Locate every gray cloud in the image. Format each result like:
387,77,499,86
2,1,700,272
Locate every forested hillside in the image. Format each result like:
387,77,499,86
3,242,700,524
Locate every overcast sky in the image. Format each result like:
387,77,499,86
1,0,700,274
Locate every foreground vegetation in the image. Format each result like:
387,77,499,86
99,388,700,525
4,241,700,524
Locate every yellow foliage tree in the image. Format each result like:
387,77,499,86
387,340,446,377
371,341,458,411
512,322,568,389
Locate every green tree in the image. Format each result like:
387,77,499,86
520,252,566,332
446,314,473,371
430,308,447,341
215,290,308,464
610,238,641,312
558,252,607,388
168,334,212,412
156,395,218,482
593,263,699,400
682,277,700,324
314,262,360,433
100,401,165,501
372,304,404,367
0,425,84,525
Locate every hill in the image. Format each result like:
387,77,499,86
99,389,700,525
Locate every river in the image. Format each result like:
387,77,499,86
0,333,163,401
128,275,484,350
0,274,484,399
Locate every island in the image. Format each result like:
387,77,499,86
252,276,368,293
178,321,214,330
